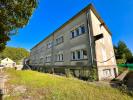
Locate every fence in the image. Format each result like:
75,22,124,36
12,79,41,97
118,64,133,70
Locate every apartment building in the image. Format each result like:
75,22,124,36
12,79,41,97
29,4,118,80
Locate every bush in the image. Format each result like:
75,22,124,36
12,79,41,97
88,68,98,81
118,84,133,97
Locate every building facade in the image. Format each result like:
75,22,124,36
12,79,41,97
29,4,118,80
0,58,16,68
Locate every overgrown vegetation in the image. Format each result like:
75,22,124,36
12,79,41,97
0,46,29,63
32,66,98,81
4,69,133,100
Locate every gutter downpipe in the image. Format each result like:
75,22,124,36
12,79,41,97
86,11,94,67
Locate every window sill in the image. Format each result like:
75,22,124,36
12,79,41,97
55,61,64,62
45,62,51,63
71,58,88,61
55,42,64,46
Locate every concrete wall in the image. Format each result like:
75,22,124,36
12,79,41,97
30,12,91,67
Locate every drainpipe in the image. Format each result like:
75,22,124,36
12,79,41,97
86,11,94,67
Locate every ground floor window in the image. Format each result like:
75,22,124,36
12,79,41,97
55,54,64,61
40,58,43,64
103,69,111,77
46,56,51,62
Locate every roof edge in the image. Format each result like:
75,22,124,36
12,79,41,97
31,3,112,50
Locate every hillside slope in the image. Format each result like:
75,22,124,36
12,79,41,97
4,69,133,100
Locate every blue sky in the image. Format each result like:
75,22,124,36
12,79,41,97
7,0,133,52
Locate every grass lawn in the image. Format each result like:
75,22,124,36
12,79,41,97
4,69,133,100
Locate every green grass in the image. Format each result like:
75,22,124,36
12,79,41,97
5,69,133,100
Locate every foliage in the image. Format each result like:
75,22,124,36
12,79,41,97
89,67,98,81
0,46,29,63
118,84,133,97
0,0,38,51
4,69,133,100
118,67,127,74
114,41,133,64
126,57,133,63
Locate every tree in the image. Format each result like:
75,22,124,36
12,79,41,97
0,0,38,51
0,46,30,63
114,41,133,64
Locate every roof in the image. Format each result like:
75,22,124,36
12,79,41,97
1,57,15,62
31,3,112,50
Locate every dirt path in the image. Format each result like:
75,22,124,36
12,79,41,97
0,69,8,100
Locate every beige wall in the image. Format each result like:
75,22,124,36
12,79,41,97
89,9,118,80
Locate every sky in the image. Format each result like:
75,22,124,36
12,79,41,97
7,0,133,52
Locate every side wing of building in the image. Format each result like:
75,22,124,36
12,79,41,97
89,8,118,80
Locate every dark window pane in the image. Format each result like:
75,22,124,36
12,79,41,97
71,31,74,38
76,28,79,36
77,51,80,59
61,54,63,61
81,26,85,33
83,50,87,55
72,52,75,59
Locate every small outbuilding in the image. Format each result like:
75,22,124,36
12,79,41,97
0,58,16,68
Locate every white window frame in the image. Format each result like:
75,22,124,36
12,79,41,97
46,55,51,62
70,24,85,39
47,41,52,49
71,49,87,60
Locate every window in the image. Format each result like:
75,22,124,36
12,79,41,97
76,28,80,36
103,69,111,77
46,56,51,62
77,51,80,59
60,54,63,61
71,49,87,60
81,25,85,33
55,54,63,61
71,31,75,38
40,58,43,64
70,24,85,39
59,36,64,43
72,52,75,60
55,36,64,45
47,41,52,49
83,50,87,59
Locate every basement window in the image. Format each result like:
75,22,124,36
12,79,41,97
103,69,111,77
